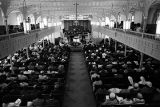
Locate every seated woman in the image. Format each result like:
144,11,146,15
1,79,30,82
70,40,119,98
31,92,44,107
138,76,147,88
128,76,134,89
121,96,133,104
133,93,145,104
18,73,28,80
92,78,102,92
2,96,21,107
58,64,65,74
108,88,122,94
38,74,48,81
101,93,119,105
91,72,100,81
130,83,140,94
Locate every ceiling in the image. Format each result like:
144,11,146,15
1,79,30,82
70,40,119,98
7,0,143,20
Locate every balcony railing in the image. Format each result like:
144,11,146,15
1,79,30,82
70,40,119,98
103,27,160,41
0,35,9,41
0,29,42,41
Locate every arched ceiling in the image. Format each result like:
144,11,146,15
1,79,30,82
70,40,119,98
1,0,157,20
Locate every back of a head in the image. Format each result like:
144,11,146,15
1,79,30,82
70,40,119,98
134,83,139,88
109,93,116,99
128,76,134,85
58,65,64,71
137,93,143,99
146,81,152,87
140,76,145,82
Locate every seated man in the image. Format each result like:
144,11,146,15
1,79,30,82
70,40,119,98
38,74,48,81
140,81,157,103
18,73,28,80
31,93,44,107
101,93,119,105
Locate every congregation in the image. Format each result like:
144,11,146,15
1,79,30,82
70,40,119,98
0,40,70,107
83,39,160,107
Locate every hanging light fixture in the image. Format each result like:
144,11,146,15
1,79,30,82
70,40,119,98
73,2,79,26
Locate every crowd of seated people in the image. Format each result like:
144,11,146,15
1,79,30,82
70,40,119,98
0,23,40,35
64,25,90,37
0,40,70,107
83,39,160,107
105,22,143,33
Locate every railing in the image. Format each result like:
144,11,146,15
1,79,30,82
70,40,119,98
10,32,25,38
0,34,9,41
143,33,160,41
103,27,160,41
0,29,42,41
125,30,143,38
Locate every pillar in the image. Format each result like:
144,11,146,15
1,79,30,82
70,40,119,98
4,16,9,36
33,13,38,29
139,52,144,68
104,34,106,44
51,33,53,43
43,39,45,48
88,33,90,40
108,38,111,46
124,45,127,57
22,0,28,34
23,18,27,33
48,35,50,44
115,40,117,51
9,54,14,74
142,16,148,33
26,47,29,59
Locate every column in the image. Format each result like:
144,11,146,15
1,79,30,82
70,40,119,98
22,0,28,34
142,16,148,33
139,52,144,68
124,45,127,57
33,13,38,29
43,39,45,48
103,34,106,44
48,35,50,44
46,17,49,27
51,33,53,43
53,33,55,44
9,54,14,74
4,16,9,35
88,32,90,40
115,40,117,51
26,47,29,59
108,38,111,46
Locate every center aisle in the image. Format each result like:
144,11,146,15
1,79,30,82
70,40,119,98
63,52,96,107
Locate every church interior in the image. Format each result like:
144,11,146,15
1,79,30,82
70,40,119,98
0,0,160,107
